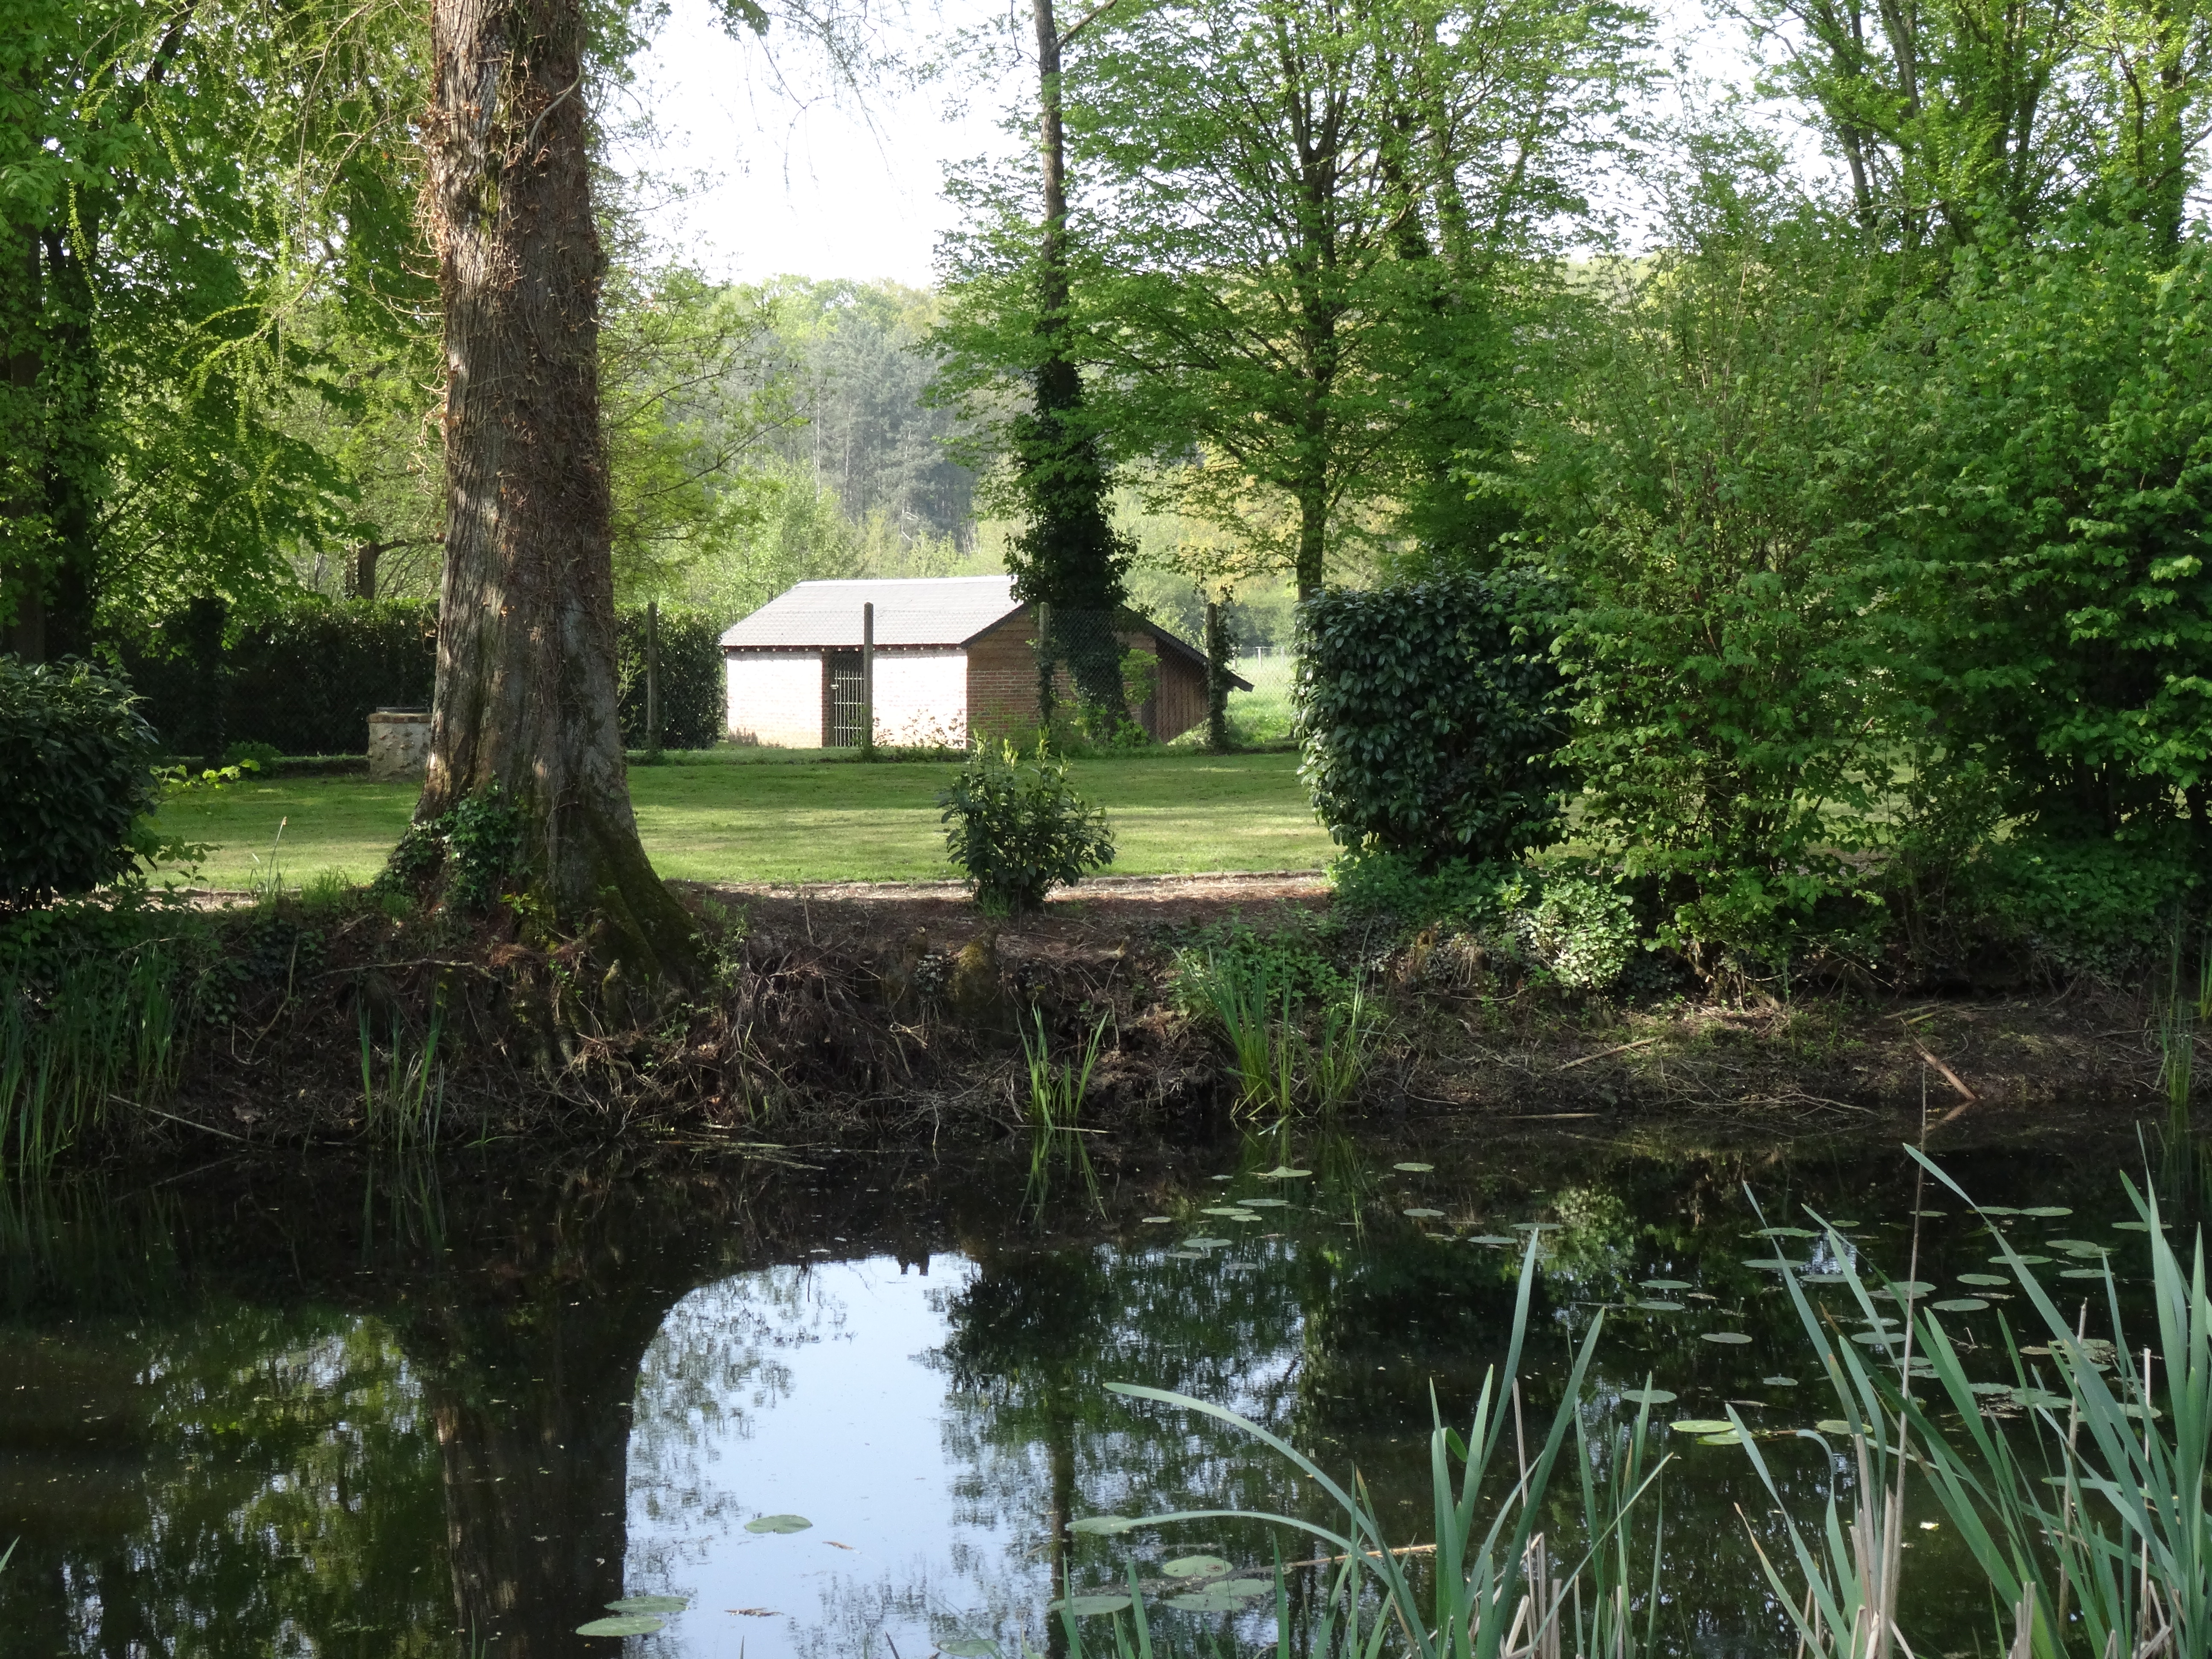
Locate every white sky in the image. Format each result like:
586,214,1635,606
611,0,1757,287
612,0,1028,287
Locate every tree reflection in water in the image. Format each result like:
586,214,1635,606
0,1133,2154,1658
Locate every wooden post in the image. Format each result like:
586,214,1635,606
645,600,661,761
860,601,875,758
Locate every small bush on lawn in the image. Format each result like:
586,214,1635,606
1295,573,1566,866
939,742,1115,915
0,658,166,907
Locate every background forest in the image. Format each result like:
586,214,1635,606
0,0,2205,972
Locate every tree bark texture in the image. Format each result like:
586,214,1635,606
422,0,695,982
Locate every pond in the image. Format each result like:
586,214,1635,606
0,1122,2173,1657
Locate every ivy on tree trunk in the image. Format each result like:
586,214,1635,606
422,0,697,987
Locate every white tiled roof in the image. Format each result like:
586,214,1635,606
719,576,1023,650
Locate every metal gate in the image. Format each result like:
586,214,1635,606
824,651,866,746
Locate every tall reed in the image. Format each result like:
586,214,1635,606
1182,952,1378,1119
0,946,181,1178
1057,1237,1669,1659
1020,1008,1106,1212
358,992,445,1150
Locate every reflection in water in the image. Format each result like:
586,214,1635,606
0,1132,2166,1656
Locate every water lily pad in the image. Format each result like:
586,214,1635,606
1753,1225,1818,1238
1392,1161,1435,1172
1670,1418,1736,1434
1992,1254,2053,1265
1958,1272,2009,1286
940,1641,1001,1658
577,1615,666,1636
1403,1207,1445,1218
1641,1278,1691,1291
1976,1205,2022,1215
1764,1376,1799,1386
1621,1387,1677,1405
1967,1381,2013,1395
1467,1234,1516,1245
2113,1220,2153,1231
1141,1216,1173,1224
606,1596,688,1614
1743,1257,1805,1272
1240,1198,1289,1208
1221,1579,1273,1597
2046,1238,2103,1251
1699,1429,1747,1445
1200,1206,1246,1217
1702,1331,1752,1345
1257,1167,1310,1179
1162,1555,1234,1580
745,1514,812,1534
1048,1595,1133,1617
1183,1237,1230,1249
1514,1222,1566,1232
1814,1419,1854,1435
1223,1211,1262,1222
2059,1267,2108,1279
1873,1281,1936,1298
1070,1515,1136,1536
2010,1387,2067,1409
2019,1206,2072,1218
1913,1209,1946,1217
1635,1299,1684,1312
1166,1250,1207,1260
1930,1298,1989,1313
1852,1331,1903,1346
1167,1592,1247,1612
1825,1220,1861,1229
2119,1403,2164,1420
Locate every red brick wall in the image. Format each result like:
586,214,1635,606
965,609,1211,742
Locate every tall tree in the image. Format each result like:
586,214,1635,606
1050,0,1640,595
419,0,698,984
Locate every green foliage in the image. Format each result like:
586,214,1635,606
614,607,726,751
1516,871,1641,992
1963,833,2197,979
1328,850,1523,934
113,600,437,758
938,742,1116,914
0,658,164,906
221,741,282,773
1296,574,1566,866
438,793,524,912
1873,220,2212,841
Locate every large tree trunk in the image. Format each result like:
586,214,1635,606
422,0,696,986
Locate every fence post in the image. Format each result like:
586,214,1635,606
861,601,876,758
1205,591,1233,752
645,600,662,762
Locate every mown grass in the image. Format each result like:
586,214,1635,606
150,748,1332,888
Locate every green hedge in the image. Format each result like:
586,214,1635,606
614,607,725,752
1295,573,1567,865
112,599,726,758
0,658,165,905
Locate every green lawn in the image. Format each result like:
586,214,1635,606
153,749,1332,888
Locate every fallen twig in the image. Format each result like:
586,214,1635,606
1557,1035,1664,1071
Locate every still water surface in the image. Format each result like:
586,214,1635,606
0,1125,2168,1657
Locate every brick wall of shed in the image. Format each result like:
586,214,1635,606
725,650,824,746
965,617,1047,739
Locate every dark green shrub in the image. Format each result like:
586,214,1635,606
615,606,726,751
0,659,165,906
1330,849,1522,933
1295,573,1566,866
938,742,1115,914
1964,833,2198,980
112,599,438,757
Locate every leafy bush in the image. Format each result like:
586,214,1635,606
1513,870,1639,991
380,789,524,911
1295,573,1566,866
0,658,165,907
938,742,1115,914
1329,850,1523,934
1964,833,2197,980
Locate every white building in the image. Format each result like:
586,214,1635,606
719,575,1231,748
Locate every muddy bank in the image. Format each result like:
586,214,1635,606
116,869,2185,1169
